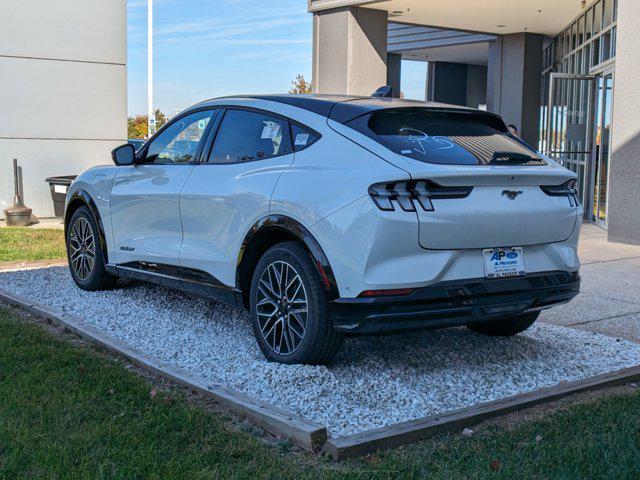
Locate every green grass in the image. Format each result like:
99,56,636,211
1,308,640,479
0,228,66,262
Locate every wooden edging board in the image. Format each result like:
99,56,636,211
0,288,327,452
3,284,640,461
324,363,640,459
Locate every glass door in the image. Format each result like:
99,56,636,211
591,70,614,228
544,73,596,208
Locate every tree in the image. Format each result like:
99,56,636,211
127,115,147,139
127,109,168,139
153,109,167,130
289,74,312,94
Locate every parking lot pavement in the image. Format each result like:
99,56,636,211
540,224,640,343
570,313,640,344
578,223,640,265
3,266,640,438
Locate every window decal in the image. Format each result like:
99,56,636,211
294,133,310,146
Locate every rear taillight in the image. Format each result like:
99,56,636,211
540,179,580,207
368,180,473,212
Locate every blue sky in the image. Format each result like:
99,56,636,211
127,0,426,116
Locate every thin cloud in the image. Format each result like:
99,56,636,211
156,17,308,44
214,38,311,46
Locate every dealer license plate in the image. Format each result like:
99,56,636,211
483,247,525,279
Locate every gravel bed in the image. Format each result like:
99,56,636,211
3,266,640,438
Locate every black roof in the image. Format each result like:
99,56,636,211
222,94,491,124
235,94,359,117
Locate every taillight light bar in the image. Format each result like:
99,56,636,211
540,179,580,207
368,180,473,212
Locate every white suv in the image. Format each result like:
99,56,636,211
65,95,581,364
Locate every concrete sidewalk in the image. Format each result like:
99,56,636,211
1,217,64,229
541,223,640,343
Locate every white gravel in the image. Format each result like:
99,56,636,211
2,266,640,438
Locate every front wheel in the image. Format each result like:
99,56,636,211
467,311,540,336
249,241,343,365
66,206,117,291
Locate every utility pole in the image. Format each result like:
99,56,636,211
147,0,154,138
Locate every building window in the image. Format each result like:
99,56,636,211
538,0,618,210
593,1,603,35
585,8,593,41
603,0,614,28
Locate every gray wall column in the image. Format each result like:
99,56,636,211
608,0,640,244
426,62,487,108
312,7,388,95
387,53,402,97
486,40,501,113
486,33,543,147
466,65,488,109
426,62,468,106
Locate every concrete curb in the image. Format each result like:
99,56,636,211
0,259,66,271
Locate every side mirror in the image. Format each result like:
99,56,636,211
111,144,136,166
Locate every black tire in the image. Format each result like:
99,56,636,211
66,206,117,291
467,311,540,336
249,241,343,365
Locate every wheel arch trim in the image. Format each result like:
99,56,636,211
236,215,339,299
64,189,110,264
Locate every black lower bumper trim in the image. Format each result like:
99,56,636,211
330,271,580,334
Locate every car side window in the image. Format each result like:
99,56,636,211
291,123,320,151
145,110,214,164
209,109,292,164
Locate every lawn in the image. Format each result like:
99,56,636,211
0,227,66,263
1,308,640,479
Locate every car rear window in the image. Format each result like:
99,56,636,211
346,108,544,166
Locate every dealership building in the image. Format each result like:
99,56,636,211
2,0,639,246
310,0,640,244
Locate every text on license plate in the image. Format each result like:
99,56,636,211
482,247,525,278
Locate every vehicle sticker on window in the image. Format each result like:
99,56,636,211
294,133,310,146
261,123,281,139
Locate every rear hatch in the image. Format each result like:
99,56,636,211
413,177,579,249
341,106,580,249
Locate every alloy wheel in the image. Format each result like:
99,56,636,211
255,260,308,356
69,217,96,281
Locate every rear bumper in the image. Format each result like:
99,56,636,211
329,271,580,334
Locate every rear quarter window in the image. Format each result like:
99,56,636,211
346,108,544,166
291,123,320,152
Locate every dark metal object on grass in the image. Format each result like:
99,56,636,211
4,158,32,226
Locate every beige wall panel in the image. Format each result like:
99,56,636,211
0,0,126,64
0,57,126,140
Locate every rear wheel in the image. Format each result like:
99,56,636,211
249,241,343,365
467,311,540,336
67,206,117,291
